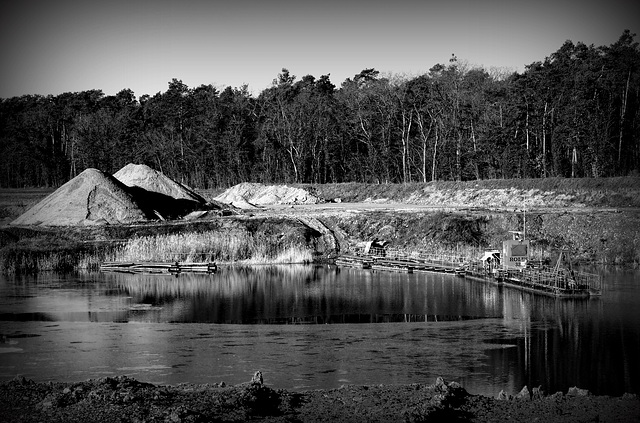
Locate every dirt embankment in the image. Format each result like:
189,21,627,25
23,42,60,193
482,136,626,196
305,177,640,210
1,374,638,423
199,178,640,264
306,209,639,264
2,177,639,266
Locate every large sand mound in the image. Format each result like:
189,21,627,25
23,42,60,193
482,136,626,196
114,164,205,204
114,164,209,219
214,183,322,206
10,169,149,226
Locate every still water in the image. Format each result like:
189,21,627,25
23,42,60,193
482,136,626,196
0,265,638,396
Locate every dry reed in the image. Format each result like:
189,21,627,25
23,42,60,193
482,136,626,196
114,231,312,265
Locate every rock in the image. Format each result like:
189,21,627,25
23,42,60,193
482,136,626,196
251,371,263,386
430,377,468,408
434,377,448,393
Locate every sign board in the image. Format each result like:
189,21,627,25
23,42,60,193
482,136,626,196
502,239,530,268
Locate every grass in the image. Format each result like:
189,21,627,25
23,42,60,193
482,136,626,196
114,231,313,265
0,222,315,274
0,246,115,273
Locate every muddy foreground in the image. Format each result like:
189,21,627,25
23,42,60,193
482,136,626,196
1,374,638,422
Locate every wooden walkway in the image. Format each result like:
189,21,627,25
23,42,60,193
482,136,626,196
335,248,602,298
100,261,217,274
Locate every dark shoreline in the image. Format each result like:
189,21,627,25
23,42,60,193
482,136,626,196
1,374,638,422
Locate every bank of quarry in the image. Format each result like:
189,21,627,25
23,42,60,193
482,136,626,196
1,174,640,270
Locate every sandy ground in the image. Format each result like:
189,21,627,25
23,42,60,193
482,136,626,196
1,375,638,423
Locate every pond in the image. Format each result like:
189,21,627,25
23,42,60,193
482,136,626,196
0,265,638,397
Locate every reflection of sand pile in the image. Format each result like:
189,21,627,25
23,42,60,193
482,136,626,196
113,164,209,219
10,168,149,226
215,182,322,207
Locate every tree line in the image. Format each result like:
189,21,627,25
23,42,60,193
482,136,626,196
1,30,639,188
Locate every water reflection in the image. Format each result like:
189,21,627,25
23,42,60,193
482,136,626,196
480,280,640,396
0,266,638,396
102,266,507,324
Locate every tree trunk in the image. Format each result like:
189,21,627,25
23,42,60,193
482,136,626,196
525,104,530,151
432,124,439,182
542,101,548,177
470,120,480,180
415,112,432,183
401,109,413,183
618,70,630,167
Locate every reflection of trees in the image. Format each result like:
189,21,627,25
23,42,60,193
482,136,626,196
103,266,507,324
495,285,638,396
527,303,638,395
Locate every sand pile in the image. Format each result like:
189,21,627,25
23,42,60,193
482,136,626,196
113,164,209,219
10,169,149,226
11,164,215,226
215,182,322,208
114,164,205,203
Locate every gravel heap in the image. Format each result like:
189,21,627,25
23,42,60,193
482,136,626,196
11,164,213,226
215,182,322,208
10,168,148,226
113,163,210,220
113,164,205,204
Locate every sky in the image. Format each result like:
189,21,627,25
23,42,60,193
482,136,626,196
0,0,638,99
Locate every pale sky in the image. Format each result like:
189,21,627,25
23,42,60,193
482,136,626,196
0,0,638,98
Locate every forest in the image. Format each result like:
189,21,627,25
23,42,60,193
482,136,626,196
1,30,639,189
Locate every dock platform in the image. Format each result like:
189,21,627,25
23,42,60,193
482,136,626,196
100,261,217,274
334,250,601,299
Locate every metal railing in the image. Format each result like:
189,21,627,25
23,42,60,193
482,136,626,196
355,247,468,269
465,260,601,293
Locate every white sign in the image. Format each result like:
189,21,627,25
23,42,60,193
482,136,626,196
502,240,530,268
